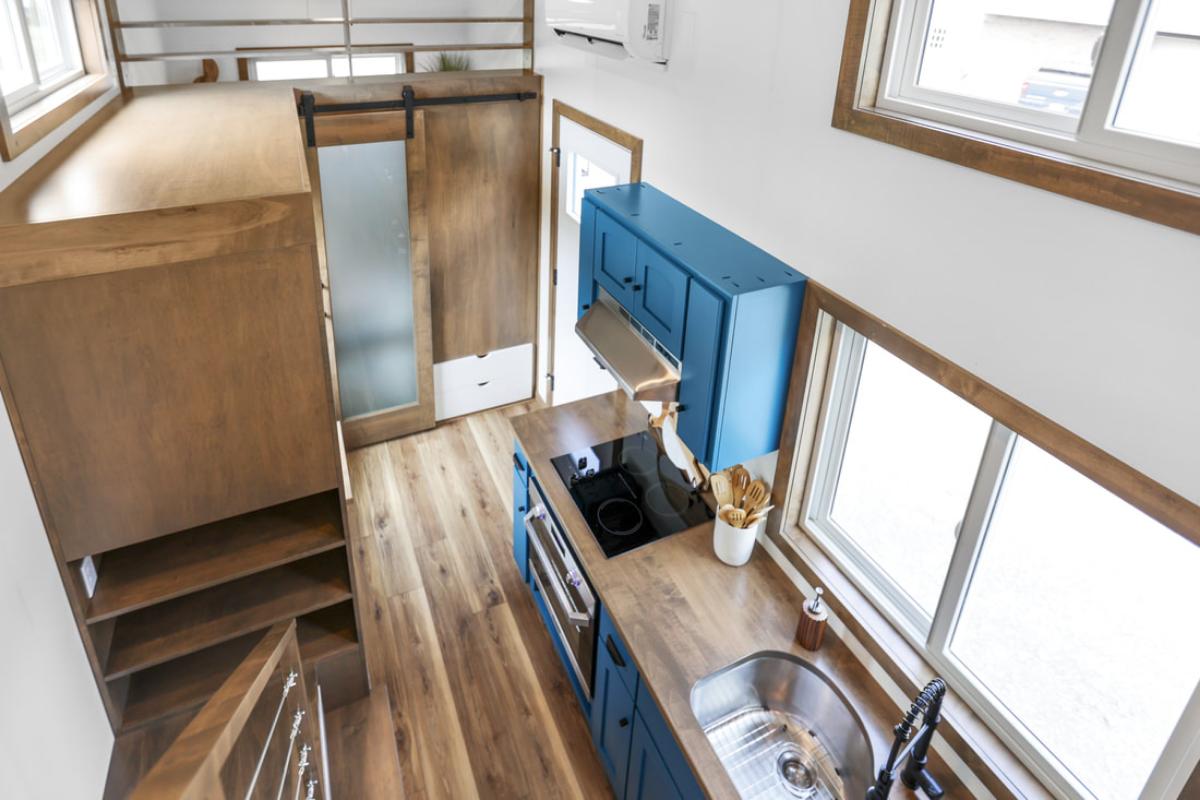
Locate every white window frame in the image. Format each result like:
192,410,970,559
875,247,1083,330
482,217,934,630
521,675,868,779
2,0,85,114
875,0,1200,190
800,318,1200,800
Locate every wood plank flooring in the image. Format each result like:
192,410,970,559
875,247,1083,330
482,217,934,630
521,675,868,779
345,404,612,800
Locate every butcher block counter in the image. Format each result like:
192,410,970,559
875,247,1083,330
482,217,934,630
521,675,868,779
512,391,966,799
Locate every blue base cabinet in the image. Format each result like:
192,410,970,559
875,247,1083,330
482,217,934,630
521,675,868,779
592,607,703,800
512,440,529,582
578,184,807,471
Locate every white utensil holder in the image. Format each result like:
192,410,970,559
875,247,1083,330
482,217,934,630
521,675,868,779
713,516,761,566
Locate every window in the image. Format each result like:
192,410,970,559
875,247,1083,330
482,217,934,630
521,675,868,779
564,152,617,224
834,0,1200,235
801,319,1200,800
251,54,407,82
1,0,84,113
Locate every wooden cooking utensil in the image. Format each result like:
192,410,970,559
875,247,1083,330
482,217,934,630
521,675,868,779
743,480,768,514
710,472,733,507
730,467,751,507
724,507,747,529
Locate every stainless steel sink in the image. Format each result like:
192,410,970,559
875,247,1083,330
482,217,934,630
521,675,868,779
691,652,875,800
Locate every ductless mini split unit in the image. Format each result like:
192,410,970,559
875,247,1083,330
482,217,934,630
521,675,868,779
546,0,669,64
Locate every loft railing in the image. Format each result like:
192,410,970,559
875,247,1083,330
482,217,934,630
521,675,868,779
101,0,536,87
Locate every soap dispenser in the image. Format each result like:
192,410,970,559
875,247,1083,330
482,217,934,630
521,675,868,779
796,587,828,651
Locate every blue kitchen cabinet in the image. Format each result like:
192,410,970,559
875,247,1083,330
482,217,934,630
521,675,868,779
591,625,637,793
512,441,529,582
578,183,806,472
591,606,703,800
626,710,684,800
594,210,640,307
633,244,689,355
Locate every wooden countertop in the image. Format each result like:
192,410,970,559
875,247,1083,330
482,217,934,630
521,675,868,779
0,83,310,227
512,392,965,799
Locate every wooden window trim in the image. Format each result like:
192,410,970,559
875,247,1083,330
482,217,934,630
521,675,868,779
0,0,115,162
832,0,1200,237
767,282,1200,799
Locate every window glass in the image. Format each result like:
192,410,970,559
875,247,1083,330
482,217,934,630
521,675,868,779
565,152,616,224
1113,0,1200,145
0,0,33,95
951,438,1200,799
916,0,1116,119
332,54,403,77
828,340,991,617
255,59,330,81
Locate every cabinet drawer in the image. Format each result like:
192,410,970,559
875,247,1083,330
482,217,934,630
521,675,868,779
599,605,638,697
593,212,639,307
434,343,533,391
434,363,531,421
633,245,688,356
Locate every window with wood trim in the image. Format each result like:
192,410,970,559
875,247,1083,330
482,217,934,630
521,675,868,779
834,0,1200,235
780,291,1200,800
0,0,112,161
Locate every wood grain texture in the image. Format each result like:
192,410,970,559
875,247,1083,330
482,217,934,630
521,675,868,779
103,709,197,800
512,392,967,800
832,0,1200,236
344,400,614,800
129,622,321,800
103,552,352,679
86,492,344,622
0,246,339,561
322,688,407,800
424,87,541,361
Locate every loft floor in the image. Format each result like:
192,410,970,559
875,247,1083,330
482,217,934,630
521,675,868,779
344,403,612,799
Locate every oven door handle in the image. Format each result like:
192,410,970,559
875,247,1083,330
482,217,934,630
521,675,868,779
526,513,592,628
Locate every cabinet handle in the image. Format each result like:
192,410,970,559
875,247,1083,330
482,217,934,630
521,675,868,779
477,381,490,387
619,717,629,728
605,635,627,668
623,276,633,284
518,505,525,512
633,284,642,292
582,304,591,311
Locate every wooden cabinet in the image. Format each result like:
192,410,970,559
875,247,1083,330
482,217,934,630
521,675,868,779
591,637,637,793
579,184,807,471
626,710,684,800
0,83,368,736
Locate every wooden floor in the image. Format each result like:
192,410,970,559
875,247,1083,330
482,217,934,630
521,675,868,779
343,403,612,800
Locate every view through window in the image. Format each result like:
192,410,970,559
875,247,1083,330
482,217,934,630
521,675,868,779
0,0,83,112
804,322,1200,800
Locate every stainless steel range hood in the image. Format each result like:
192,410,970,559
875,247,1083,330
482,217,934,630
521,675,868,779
575,295,680,403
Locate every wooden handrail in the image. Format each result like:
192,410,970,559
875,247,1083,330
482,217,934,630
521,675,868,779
129,621,298,800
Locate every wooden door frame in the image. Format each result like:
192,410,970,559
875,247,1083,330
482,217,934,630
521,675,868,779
309,109,437,449
545,101,643,406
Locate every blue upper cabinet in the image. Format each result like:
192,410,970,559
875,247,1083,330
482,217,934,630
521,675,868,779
578,184,807,471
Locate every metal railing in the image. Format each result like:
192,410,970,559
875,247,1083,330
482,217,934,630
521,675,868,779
102,0,535,86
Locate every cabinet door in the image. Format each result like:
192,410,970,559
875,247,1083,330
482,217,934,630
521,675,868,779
676,281,725,466
593,212,639,307
512,464,529,582
591,639,637,795
633,245,689,356
625,710,683,800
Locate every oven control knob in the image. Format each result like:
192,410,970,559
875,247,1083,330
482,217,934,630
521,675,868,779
566,570,582,588
577,457,588,470
586,468,596,477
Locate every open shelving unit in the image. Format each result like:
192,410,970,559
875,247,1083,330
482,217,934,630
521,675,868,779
75,490,366,733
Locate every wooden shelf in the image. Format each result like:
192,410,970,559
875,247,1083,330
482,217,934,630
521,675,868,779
117,602,359,733
299,601,359,663
85,491,344,622
102,552,352,679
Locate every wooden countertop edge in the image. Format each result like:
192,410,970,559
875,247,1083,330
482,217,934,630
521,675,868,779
511,393,967,799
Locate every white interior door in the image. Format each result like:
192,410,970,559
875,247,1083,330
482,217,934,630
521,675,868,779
552,118,633,406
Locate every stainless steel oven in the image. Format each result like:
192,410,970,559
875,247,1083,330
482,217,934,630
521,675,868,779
525,478,597,698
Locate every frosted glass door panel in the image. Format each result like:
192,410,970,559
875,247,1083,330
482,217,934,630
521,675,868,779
319,140,418,420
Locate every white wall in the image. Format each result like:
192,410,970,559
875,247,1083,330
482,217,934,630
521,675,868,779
532,0,1200,508
0,9,120,798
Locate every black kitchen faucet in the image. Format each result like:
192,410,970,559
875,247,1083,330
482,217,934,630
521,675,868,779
866,678,948,799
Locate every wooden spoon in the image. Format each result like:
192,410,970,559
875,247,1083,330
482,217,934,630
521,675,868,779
723,507,747,529
743,480,768,514
710,472,733,507
730,467,751,508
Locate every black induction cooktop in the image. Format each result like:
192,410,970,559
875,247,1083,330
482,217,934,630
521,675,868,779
550,431,713,558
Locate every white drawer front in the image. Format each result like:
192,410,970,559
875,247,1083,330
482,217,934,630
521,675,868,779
433,343,534,392
434,344,533,421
